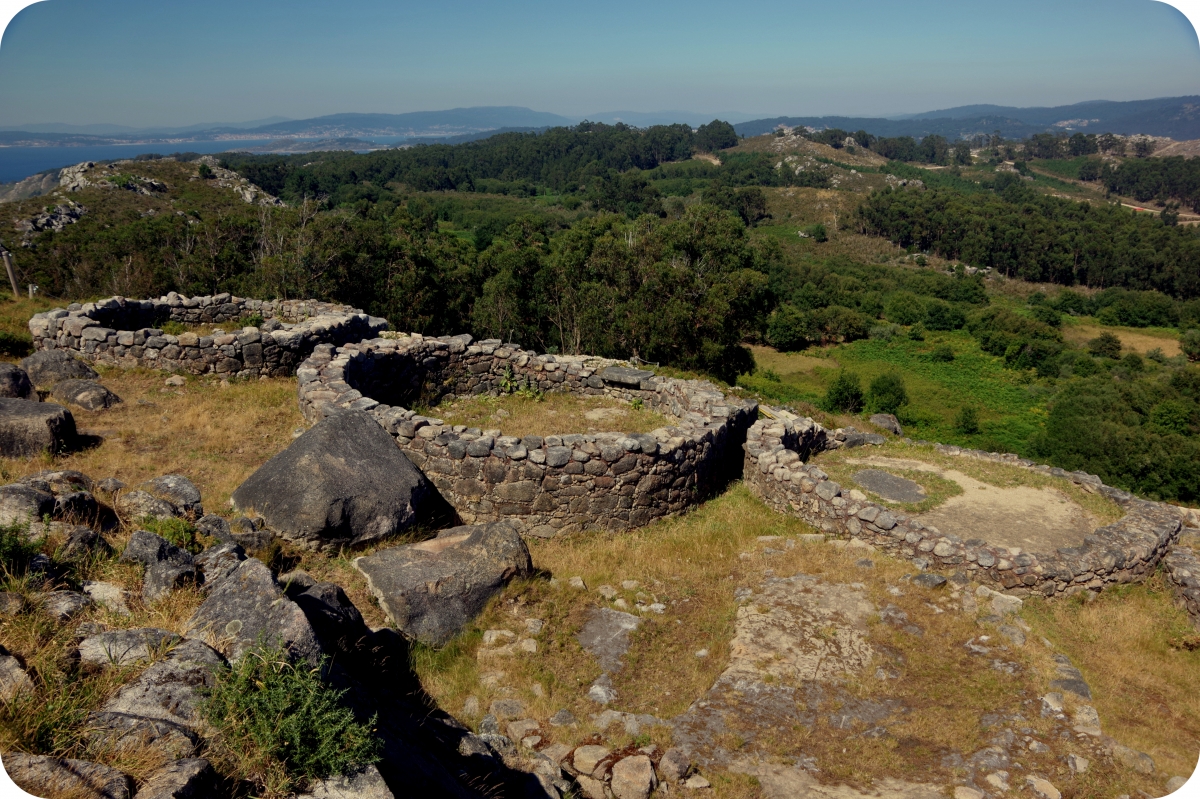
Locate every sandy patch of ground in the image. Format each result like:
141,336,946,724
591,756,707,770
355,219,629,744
1061,324,1181,357
846,456,1100,553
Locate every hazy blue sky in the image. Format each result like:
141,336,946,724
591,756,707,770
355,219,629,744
0,0,1197,127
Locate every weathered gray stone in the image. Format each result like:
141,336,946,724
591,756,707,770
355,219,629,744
20,349,99,387
100,639,224,728
2,752,132,799
41,590,91,621
611,754,656,799
0,482,54,525
658,747,691,783
139,475,203,518
115,490,178,521
52,379,122,411
0,398,76,458
0,363,34,399
600,366,654,387
869,413,903,436
193,542,246,589
78,628,180,668
576,607,640,673
573,745,611,775
296,764,395,799
854,470,925,503
231,410,434,551
355,521,532,646
135,758,217,799
84,711,200,759
1110,743,1155,774
120,530,197,601
187,557,322,665
0,647,32,701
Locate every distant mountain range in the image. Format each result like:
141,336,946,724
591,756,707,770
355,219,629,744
4,98,1200,151
734,96,1200,140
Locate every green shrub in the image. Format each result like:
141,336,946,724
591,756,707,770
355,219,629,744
759,368,781,383
908,323,926,341
1030,305,1062,328
1147,347,1168,364
137,517,201,553
869,324,900,341
161,321,187,336
201,647,380,794
0,522,41,577
955,406,981,435
1088,332,1122,359
866,373,908,414
767,304,810,351
242,313,265,329
927,344,955,362
1121,352,1144,372
884,292,925,326
806,223,828,242
823,372,864,413
0,332,32,358
1072,356,1100,377
1183,329,1200,362
198,163,213,179
924,299,966,331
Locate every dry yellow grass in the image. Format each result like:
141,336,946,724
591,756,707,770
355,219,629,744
433,392,670,438
1061,322,1181,357
0,367,303,510
1025,575,1200,783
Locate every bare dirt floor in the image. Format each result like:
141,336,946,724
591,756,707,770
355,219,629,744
843,456,1103,553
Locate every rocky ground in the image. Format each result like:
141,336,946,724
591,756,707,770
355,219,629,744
0,353,1195,798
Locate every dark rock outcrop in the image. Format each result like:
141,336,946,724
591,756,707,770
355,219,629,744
0,482,54,525
139,474,204,519
187,557,321,665
120,530,198,601
99,639,224,729
231,410,434,552
355,521,532,646
19,349,99,387
0,398,76,457
0,363,34,399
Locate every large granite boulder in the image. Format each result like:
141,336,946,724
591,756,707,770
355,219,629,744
52,378,122,411
0,398,75,457
0,482,54,525
355,521,532,646
19,349,99,388
187,557,322,665
231,410,434,552
0,363,34,399
2,752,133,799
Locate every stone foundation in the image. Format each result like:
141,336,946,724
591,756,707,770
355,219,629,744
296,333,758,537
743,409,1184,598
28,294,388,378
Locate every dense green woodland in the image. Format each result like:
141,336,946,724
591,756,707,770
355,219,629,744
6,124,1200,501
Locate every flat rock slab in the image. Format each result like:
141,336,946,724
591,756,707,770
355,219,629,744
600,366,654,387
232,409,435,551
100,639,224,729
0,398,76,458
2,752,132,799
20,349,99,388
576,607,641,673
53,379,122,411
297,764,396,799
78,628,181,667
355,521,532,646
85,711,200,759
854,469,927,504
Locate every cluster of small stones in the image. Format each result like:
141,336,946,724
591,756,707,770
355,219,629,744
28,294,388,378
744,410,1184,598
297,333,758,537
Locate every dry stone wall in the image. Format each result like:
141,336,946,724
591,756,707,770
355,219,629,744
28,294,387,378
744,410,1184,598
297,333,758,537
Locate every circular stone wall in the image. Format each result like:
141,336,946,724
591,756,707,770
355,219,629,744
28,293,388,378
743,410,1184,598
297,333,758,537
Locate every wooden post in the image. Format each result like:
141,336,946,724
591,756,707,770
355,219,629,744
0,248,18,299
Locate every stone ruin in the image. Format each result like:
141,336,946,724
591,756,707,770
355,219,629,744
28,293,388,379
